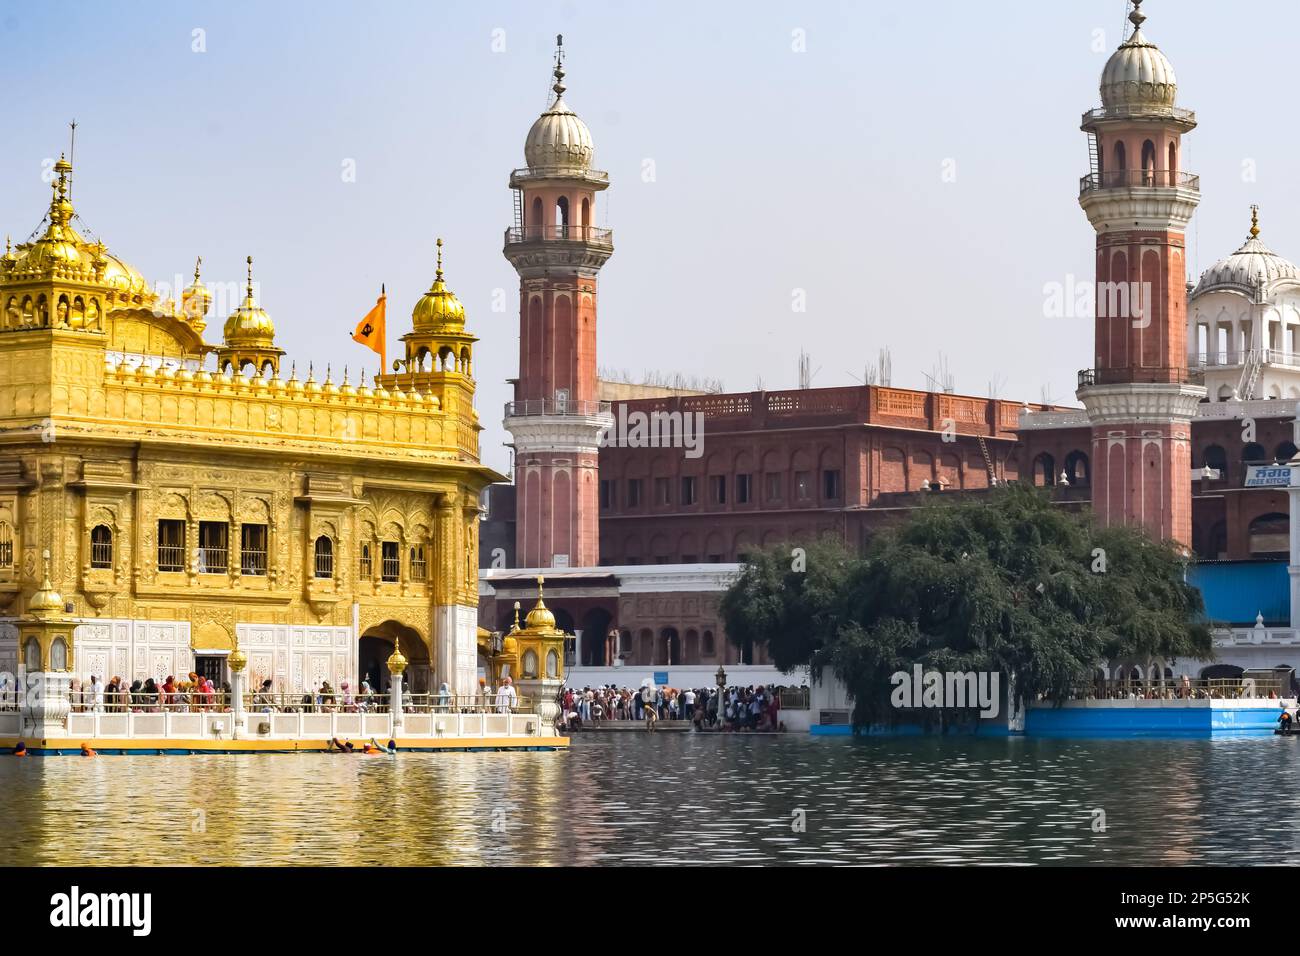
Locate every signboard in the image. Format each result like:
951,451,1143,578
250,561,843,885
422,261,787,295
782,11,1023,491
653,671,669,685
1245,465,1294,488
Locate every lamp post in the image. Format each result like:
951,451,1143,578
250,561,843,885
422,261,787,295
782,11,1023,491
228,636,248,739
387,635,408,737
715,665,727,731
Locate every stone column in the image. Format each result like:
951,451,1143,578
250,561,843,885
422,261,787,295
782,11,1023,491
21,671,71,738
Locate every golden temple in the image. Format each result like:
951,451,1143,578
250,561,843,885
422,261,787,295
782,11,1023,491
0,155,501,698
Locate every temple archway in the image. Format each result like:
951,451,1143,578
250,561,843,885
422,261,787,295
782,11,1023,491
359,620,430,695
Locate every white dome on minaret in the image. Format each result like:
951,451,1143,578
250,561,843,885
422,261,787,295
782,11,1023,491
524,37,594,170
1099,1,1178,111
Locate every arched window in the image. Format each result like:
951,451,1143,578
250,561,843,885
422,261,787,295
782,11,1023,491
1242,442,1267,463
50,637,67,671
1277,442,1298,463
530,196,542,238
409,545,427,581
0,521,12,570
23,637,39,672
359,543,372,580
313,536,334,578
522,649,539,679
90,525,113,569
1141,139,1157,185
546,649,559,678
1032,453,1055,487
1063,451,1090,486
1113,141,1127,182
1203,444,1227,474
1249,513,1289,558
1167,142,1177,175
556,196,570,235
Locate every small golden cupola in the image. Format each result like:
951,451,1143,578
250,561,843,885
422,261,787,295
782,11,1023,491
218,256,284,376
524,575,557,630
27,551,66,618
181,256,212,333
398,238,477,377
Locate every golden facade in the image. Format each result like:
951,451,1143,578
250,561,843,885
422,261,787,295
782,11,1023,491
0,157,499,695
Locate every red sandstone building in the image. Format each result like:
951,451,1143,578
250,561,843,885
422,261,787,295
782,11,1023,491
480,13,1300,673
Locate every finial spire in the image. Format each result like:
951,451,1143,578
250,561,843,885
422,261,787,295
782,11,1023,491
436,237,443,280
537,573,545,600
1129,0,1146,32
513,600,522,631
552,34,566,99
194,255,202,283
1250,204,1260,239
245,255,254,300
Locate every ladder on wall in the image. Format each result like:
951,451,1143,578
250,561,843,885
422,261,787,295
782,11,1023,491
978,434,998,486
1237,349,1262,401
512,188,524,232
1087,131,1100,181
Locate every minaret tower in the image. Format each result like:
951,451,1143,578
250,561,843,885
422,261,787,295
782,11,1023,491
1077,0,1204,547
503,36,614,568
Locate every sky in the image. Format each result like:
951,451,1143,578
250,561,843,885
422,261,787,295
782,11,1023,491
0,0,1291,474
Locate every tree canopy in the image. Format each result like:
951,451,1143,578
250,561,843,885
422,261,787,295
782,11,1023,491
719,485,1212,727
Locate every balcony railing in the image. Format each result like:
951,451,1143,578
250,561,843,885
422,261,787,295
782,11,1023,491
504,225,614,246
1194,349,1300,371
1078,367,1193,387
1079,169,1200,193
505,399,613,418
1082,104,1196,126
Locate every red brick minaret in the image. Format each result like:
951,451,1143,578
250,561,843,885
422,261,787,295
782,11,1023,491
1077,0,1204,547
503,37,613,568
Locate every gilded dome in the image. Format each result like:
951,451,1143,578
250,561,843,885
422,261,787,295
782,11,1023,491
1193,208,1300,299
223,256,276,346
524,52,593,170
3,156,154,303
28,552,65,617
1100,3,1177,111
524,598,556,631
411,238,466,332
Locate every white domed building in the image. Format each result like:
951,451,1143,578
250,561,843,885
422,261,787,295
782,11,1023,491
1189,208,1300,401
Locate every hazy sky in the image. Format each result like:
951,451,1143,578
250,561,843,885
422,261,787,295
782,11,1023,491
0,0,1289,473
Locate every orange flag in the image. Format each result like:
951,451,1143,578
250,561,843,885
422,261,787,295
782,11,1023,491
351,286,386,368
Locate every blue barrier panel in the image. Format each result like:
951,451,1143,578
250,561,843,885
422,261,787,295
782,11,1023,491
1188,560,1289,627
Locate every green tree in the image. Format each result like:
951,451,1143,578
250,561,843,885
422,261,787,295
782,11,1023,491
721,485,1212,729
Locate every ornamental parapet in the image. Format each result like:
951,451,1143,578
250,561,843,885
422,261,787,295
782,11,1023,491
51,357,482,460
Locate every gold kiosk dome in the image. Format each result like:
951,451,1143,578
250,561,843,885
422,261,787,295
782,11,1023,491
411,238,466,333
223,256,276,346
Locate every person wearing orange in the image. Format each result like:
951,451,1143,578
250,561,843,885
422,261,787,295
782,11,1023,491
80,743,96,757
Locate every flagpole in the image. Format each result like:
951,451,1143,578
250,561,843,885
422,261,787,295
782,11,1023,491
380,283,386,372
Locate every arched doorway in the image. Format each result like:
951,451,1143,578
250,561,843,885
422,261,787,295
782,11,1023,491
359,620,430,695
660,627,680,665
580,607,613,667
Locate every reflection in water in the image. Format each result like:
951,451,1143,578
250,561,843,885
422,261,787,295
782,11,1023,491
2,735,1294,865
